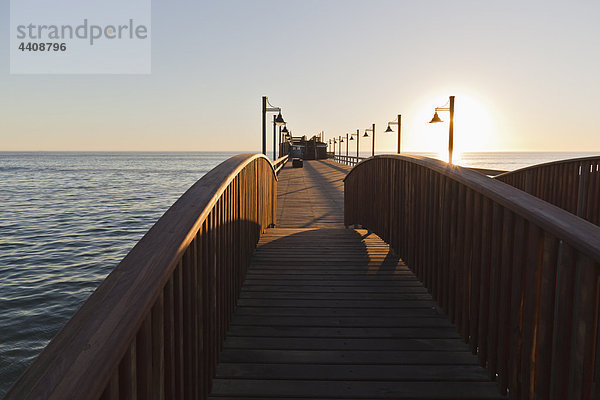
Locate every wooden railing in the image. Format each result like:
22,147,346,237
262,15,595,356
468,167,507,177
273,154,289,174
332,154,506,176
4,154,277,400
495,156,600,226
333,154,366,166
345,155,600,400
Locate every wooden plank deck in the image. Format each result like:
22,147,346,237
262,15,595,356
209,160,505,399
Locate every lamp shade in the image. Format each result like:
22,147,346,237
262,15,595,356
349,136,354,141
275,112,286,126
385,124,394,133
281,126,289,133
363,132,369,138
429,111,443,123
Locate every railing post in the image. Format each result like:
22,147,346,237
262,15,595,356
576,162,588,218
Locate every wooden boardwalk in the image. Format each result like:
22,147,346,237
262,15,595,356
209,160,504,399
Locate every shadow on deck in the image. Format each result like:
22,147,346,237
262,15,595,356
209,160,505,399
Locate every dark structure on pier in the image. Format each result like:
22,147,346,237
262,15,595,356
280,134,327,160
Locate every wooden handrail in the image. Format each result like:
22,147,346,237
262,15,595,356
273,154,289,174
4,154,277,400
332,154,367,166
495,155,600,225
332,154,507,176
345,155,600,400
467,166,507,176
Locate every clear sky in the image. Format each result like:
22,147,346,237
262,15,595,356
1,0,599,153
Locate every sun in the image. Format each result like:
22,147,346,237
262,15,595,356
406,92,496,163
452,95,495,153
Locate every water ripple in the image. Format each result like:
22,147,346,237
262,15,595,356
0,152,234,396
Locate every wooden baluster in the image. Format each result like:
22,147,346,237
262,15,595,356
199,221,208,399
119,340,136,400
477,198,493,366
164,276,176,399
567,256,599,399
448,180,459,324
191,238,199,400
518,224,542,400
136,314,152,400
531,232,559,400
151,293,165,400
496,208,514,393
455,185,468,337
507,216,526,398
182,246,193,399
440,176,452,313
469,192,482,355
549,243,576,400
174,261,184,399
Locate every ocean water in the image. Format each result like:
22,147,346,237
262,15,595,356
0,151,598,395
0,152,237,396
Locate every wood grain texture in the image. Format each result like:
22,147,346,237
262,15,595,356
344,155,600,400
207,160,506,399
209,223,504,399
211,161,502,398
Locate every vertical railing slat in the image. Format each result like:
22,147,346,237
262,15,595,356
151,293,165,400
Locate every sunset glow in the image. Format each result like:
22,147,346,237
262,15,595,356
1,1,599,153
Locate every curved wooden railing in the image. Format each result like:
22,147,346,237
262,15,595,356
345,155,600,400
4,154,277,400
332,154,506,175
495,156,600,225
273,154,289,174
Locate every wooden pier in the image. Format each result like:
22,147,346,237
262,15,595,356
209,160,504,399
5,154,600,400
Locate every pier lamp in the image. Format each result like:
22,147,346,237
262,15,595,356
345,133,349,157
280,125,289,157
262,96,286,158
385,114,402,153
429,96,455,164
338,136,344,159
348,129,360,158
363,123,375,157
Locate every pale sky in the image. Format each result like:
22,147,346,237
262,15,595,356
1,0,599,153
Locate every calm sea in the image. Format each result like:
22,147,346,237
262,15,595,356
0,151,598,395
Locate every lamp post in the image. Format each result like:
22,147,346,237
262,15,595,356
363,123,375,157
385,114,402,153
349,129,360,159
345,133,349,158
338,136,344,159
281,125,289,156
429,96,455,164
262,96,286,158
